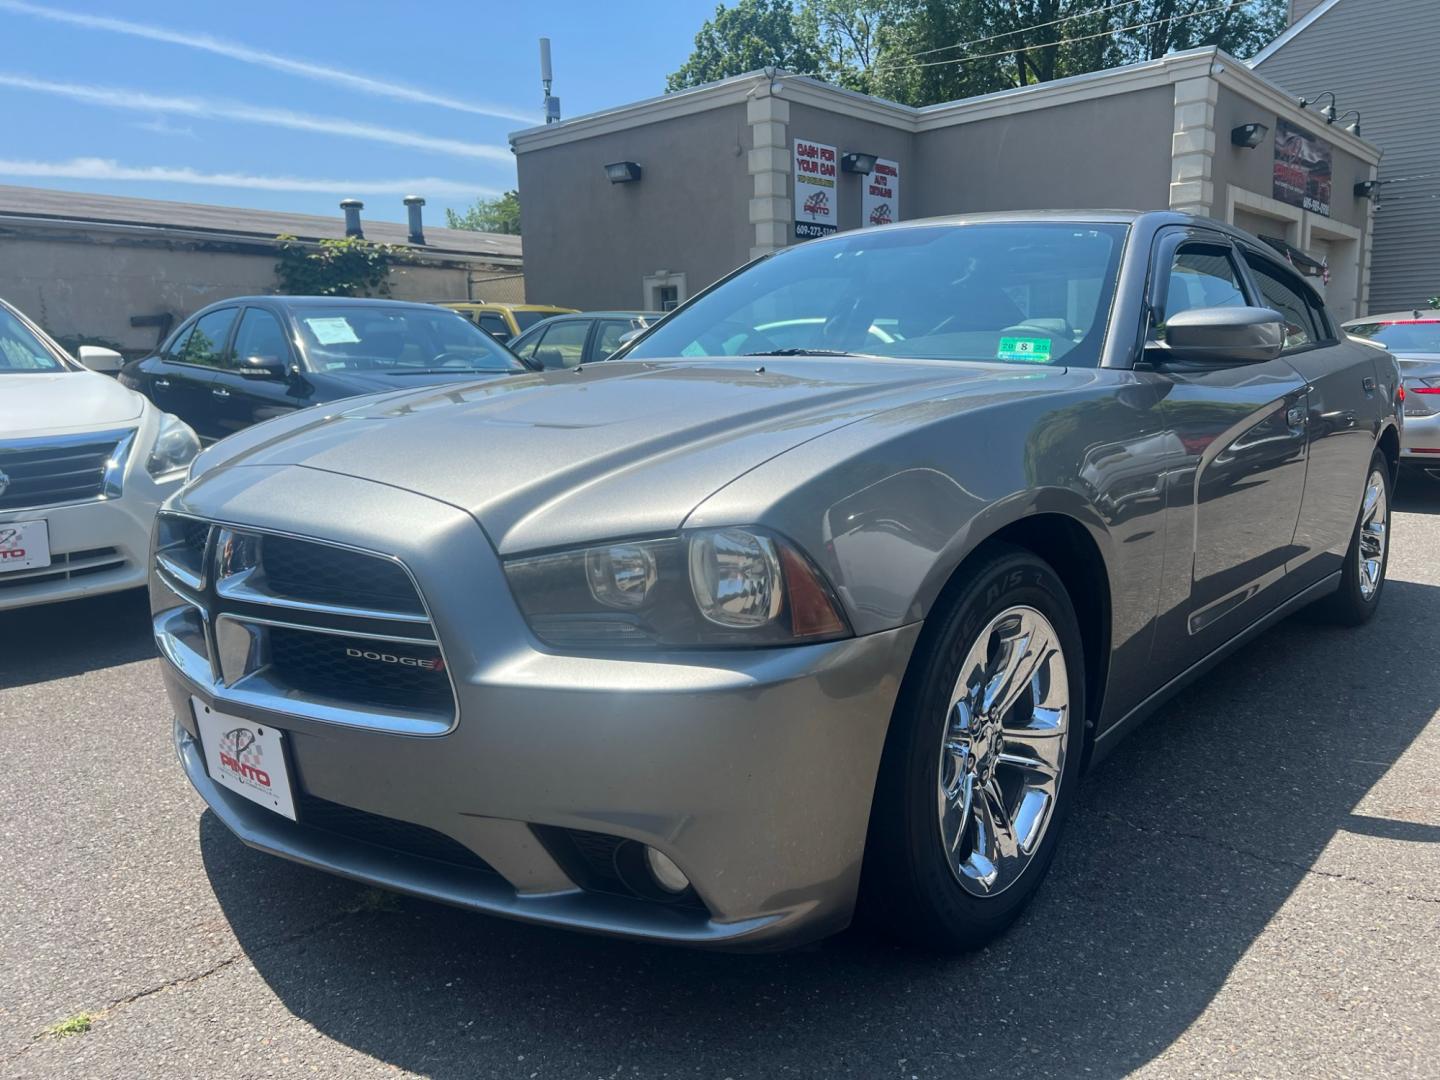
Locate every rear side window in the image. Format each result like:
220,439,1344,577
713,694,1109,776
477,313,511,340
1243,255,1321,350
174,308,238,368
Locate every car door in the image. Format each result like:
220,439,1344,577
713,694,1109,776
1138,227,1310,669
210,306,311,436
150,307,239,441
1237,246,1379,588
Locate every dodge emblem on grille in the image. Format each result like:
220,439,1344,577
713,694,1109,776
345,646,444,672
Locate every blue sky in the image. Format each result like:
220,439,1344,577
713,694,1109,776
0,0,720,224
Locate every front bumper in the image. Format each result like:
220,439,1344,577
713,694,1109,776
157,464,920,950
1,442,181,611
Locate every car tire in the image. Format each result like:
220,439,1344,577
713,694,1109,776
860,542,1087,953
1314,449,1392,627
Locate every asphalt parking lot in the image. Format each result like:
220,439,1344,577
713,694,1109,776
2,493,1438,1080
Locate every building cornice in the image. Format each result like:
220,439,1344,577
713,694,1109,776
510,46,1379,164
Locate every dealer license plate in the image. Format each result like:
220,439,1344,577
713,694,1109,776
193,697,297,820
0,520,51,574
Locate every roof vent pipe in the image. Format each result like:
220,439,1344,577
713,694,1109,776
339,198,364,238
403,195,426,244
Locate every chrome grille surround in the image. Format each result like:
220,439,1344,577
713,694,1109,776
153,513,457,736
0,428,136,512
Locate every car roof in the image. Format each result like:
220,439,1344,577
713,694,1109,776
832,209,1273,248
1343,310,1440,326
197,296,449,311
538,311,662,319
435,302,576,312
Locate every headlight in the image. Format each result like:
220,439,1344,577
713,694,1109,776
504,527,849,648
146,413,201,478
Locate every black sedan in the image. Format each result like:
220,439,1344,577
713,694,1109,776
119,297,529,442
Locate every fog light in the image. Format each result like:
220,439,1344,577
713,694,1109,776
645,846,690,893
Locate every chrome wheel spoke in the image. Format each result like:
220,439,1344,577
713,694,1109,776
937,604,1070,899
1356,470,1388,600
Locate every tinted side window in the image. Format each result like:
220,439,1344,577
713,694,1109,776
1163,243,1247,322
533,321,590,369
232,308,291,366
1243,255,1320,350
593,320,634,360
477,313,511,341
174,308,238,368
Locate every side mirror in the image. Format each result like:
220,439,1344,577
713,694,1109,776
616,328,644,347
1151,306,1286,364
77,345,124,373
239,354,289,379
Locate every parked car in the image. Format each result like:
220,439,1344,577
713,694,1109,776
155,211,1399,953
118,297,531,442
0,297,199,610
510,311,663,369
435,301,577,344
1343,310,1440,476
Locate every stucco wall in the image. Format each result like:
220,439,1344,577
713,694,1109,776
0,227,483,356
1211,84,1369,232
516,103,752,310
783,104,916,230
912,86,1176,216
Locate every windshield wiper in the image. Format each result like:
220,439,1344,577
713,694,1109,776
740,348,867,357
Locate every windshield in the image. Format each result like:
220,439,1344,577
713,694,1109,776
0,307,68,373
1347,320,1440,355
292,305,526,374
627,222,1127,367
511,309,556,332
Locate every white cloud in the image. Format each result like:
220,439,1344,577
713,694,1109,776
0,72,515,163
0,0,536,124
132,117,196,138
0,156,493,198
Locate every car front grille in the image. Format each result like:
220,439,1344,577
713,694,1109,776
0,429,135,511
293,791,496,874
152,515,455,735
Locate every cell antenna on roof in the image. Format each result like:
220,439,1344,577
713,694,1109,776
540,38,560,124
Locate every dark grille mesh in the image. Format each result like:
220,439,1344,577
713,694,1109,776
294,791,495,874
260,536,424,615
266,626,450,711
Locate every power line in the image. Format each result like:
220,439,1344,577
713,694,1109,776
876,0,1142,69
882,1,1244,75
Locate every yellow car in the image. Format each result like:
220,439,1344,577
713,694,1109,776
434,302,577,345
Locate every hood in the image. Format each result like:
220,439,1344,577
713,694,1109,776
0,370,145,437
195,358,1062,553
307,368,517,395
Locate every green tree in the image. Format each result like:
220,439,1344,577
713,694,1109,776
445,190,522,235
667,0,824,90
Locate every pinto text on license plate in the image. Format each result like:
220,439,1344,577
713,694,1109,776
0,520,51,574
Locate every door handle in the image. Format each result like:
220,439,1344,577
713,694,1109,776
1286,405,1307,428
154,378,171,389
212,386,231,398
1362,376,1377,392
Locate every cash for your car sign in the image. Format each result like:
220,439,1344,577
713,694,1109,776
862,159,900,227
794,139,838,239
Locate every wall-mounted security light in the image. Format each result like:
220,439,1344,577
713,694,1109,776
841,152,878,175
1230,122,1269,149
1336,110,1362,137
604,161,642,184
1354,179,1380,199
1298,90,1339,124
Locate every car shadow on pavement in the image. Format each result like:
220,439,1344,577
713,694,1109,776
201,578,1440,1079
0,588,155,689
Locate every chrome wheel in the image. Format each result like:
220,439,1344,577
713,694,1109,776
936,605,1069,898
1358,468,1388,600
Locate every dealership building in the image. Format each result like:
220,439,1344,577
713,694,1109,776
512,46,1380,322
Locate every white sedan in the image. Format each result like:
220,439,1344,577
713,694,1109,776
1,298,200,610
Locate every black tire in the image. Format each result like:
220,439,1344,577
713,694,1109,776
860,542,1087,952
1314,449,1392,627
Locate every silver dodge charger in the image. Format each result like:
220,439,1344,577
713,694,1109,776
154,212,1400,952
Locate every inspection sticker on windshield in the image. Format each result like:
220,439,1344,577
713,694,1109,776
194,698,296,820
997,337,1052,363
304,316,360,345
